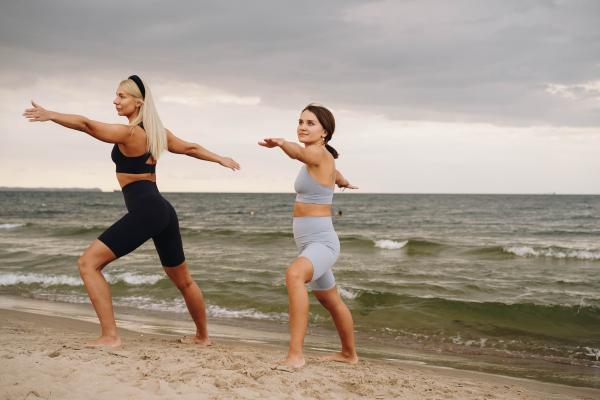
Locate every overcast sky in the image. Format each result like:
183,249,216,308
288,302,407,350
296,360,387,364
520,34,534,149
1,0,599,193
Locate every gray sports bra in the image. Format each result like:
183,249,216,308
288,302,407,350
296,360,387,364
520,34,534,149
294,165,334,205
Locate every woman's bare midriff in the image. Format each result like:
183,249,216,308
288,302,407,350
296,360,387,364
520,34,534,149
293,202,332,217
116,173,156,188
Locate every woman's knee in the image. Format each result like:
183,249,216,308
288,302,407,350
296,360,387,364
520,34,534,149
77,255,98,276
173,276,195,292
78,241,115,276
164,263,196,291
285,264,312,286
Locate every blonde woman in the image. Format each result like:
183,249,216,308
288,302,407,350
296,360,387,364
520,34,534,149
259,104,358,369
23,75,240,347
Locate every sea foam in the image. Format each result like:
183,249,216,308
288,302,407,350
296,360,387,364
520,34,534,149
0,272,164,287
114,296,189,313
338,287,359,300
0,273,81,286
105,272,164,285
374,239,408,250
504,246,600,260
114,296,287,321
207,304,287,321
0,223,25,230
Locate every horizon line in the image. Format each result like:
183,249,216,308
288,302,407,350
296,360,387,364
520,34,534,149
1,187,599,196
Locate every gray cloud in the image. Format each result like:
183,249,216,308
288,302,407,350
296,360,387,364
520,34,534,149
1,0,599,126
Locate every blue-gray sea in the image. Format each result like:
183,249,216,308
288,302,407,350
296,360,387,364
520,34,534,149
1,191,599,385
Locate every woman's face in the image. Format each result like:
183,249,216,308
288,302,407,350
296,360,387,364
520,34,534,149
297,110,326,145
113,85,142,117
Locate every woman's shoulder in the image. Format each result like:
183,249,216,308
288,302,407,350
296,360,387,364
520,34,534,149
305,148,334,169
305,144,331,158
131,124,153,136
124,125,148,147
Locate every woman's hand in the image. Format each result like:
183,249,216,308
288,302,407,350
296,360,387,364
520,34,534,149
218,156,241,171
258,138,285,148
337,182,359,190
23,101,53,122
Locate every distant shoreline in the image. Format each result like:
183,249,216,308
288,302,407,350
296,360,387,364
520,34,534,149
0,188,599,195
0,187,102,192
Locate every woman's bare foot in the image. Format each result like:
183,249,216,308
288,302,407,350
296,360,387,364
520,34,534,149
320,351,358,364
277,355,306,369
271,356,306,372
85,335,122,347
178,335,213,346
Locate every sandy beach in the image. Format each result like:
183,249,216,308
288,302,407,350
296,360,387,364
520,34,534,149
1,300,599,400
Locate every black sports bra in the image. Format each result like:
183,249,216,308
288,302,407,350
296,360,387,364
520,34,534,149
111,144,156,174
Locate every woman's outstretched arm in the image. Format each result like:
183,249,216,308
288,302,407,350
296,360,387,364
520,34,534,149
335,169,358,189
23,101,133,144
166,129,240,171
258,138,322,166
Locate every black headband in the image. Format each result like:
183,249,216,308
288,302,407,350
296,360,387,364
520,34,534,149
128,75,145,99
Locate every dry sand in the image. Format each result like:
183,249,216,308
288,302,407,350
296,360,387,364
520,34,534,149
1,308,599,400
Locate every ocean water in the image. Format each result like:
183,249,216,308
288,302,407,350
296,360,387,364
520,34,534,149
1,191,599,381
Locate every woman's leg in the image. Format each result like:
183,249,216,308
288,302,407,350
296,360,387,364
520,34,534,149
163,262,212,345
153,201,211,344
88,204,156,346
283,256,314,368
77,239,119,346
313,286,358,364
